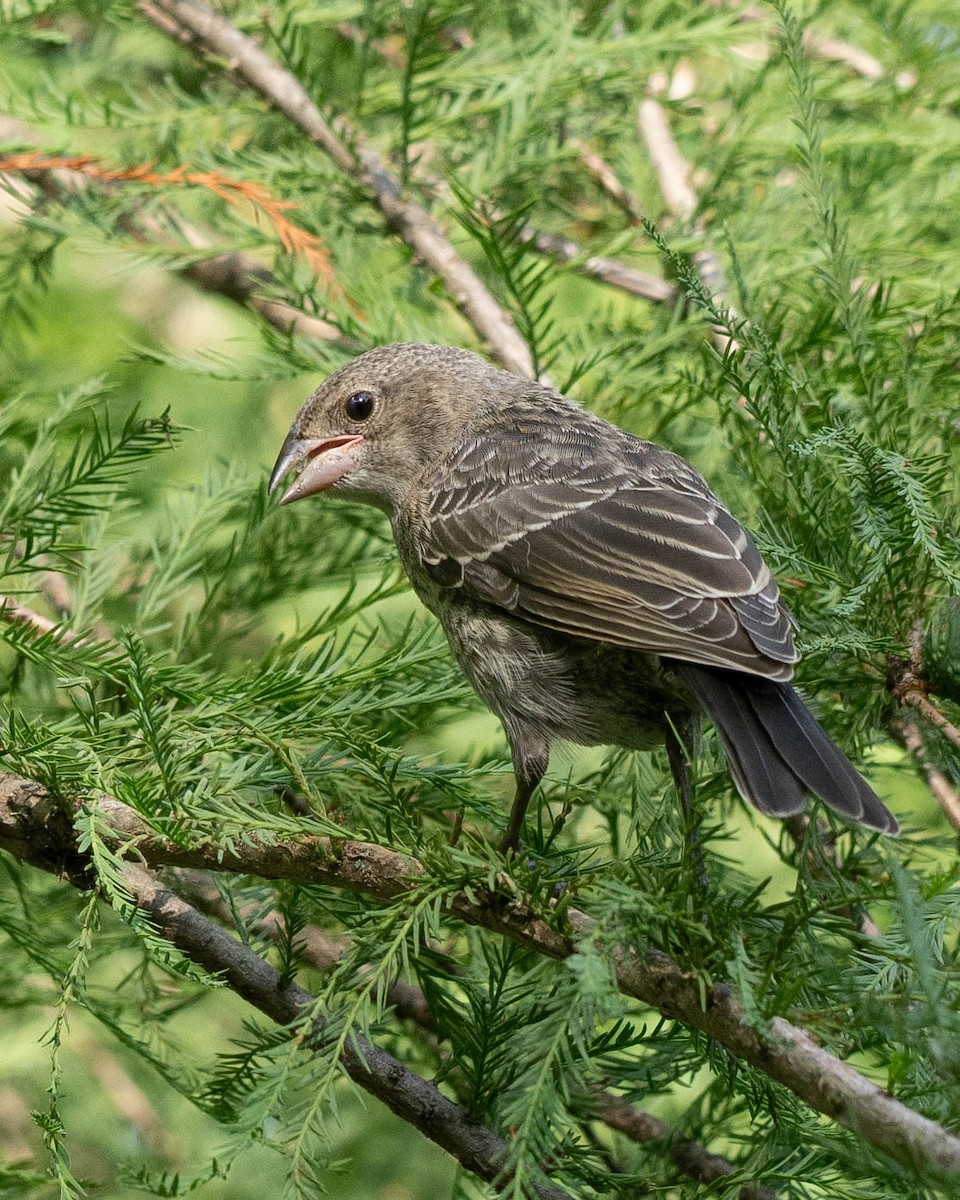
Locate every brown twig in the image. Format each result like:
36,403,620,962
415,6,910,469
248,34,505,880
39,569,73,617
803,31,883,81
888,658,960,754
0,595,86,645
136,0,535,379
636,76,739,358
637,92,698,222
2,773,958,1185
889,716,960,833
329,28,677,312
594,1091,777,1200
170,867,436,1030
516,225,676,303
0,592,120,656
568,138,644,225
901,692,960,753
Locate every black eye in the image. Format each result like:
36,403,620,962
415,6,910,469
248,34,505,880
345,390,375,422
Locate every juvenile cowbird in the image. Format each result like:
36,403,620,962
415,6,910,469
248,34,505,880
270,343,898,850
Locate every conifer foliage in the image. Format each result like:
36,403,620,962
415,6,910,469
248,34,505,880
1,2,960,1197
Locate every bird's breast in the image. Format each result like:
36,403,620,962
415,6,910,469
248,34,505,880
423,587,691,751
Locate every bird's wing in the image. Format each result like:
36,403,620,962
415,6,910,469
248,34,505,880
415,412,797,680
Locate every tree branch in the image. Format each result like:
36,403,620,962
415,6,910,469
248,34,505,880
568,138,644,225
0,113,351,347
889,716,960,834
1,772,958,1185
888,657,960,754
710,1,917,88
119,864,571,1199
593,1091,777,1200
516,225,676,303
636,74,739,358
136,0,535,378
172,866,777,1196
0,595,70,641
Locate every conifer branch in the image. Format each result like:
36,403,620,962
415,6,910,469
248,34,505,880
782,814,881,939
0,595,86,646
711,1,916,87
0,151,339,290
118,864,573,1200
304,11,679,320
328,25,675,310
592,1092,778,1200
170,867,436,1031
136,0,536,379
173,866,775,1194
0,114,349,346
2,773,958,1186
0,587,116,650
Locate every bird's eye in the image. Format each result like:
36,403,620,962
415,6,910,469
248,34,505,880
345,391,375,422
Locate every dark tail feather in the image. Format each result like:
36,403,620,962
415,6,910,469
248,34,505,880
674,663,899,835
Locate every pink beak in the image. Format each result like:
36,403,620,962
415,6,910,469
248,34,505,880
269,432,365,505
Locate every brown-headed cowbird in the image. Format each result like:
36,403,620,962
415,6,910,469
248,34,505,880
270,343,898,850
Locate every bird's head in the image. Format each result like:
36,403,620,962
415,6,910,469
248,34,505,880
269,342,511,513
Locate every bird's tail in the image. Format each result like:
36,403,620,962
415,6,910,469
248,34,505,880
674,663,899,835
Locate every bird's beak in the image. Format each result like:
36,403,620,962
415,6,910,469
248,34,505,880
269,431,366,506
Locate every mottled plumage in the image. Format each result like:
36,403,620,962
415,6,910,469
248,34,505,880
270,343,898,848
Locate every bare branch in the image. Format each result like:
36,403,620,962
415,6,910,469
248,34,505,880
0,595,89,646
0,589,119,653
888,657,960,754
326,30,676,312
637,94,698,222
803,31,883,81
137,0,535,378
171,867,435,1030
568,138,644,225
2,772,958,1185
709,2,916,87
889,716,960,833
636,77,739,358
900,692,960,753
517,226,676,303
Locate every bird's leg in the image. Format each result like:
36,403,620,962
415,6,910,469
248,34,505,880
500,737,549,855
665,716,709,897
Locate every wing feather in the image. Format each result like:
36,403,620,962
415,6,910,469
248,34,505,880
416,407,797,680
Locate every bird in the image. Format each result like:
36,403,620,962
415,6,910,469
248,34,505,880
269,342,898,852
